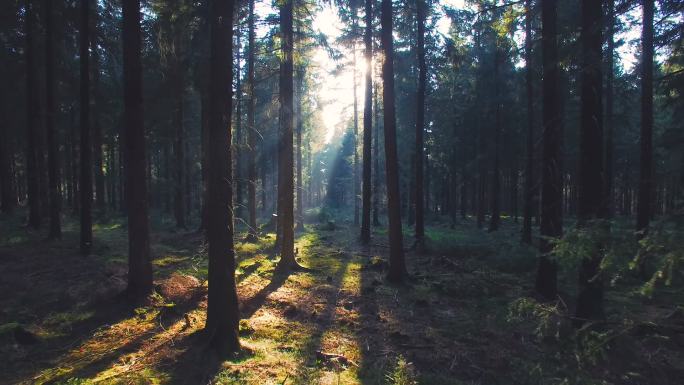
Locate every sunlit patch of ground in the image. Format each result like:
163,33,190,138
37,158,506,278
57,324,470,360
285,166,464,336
2,214,684,384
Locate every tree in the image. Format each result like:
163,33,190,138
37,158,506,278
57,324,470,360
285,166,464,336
25,0,41,229
173,4,186,229
360,0,373,244
204,0,240,353
245,0,258,242
80,0,93,255
522,0,535,244
381,0,407,283
575,0,605,323
414,0,426,246
45,0,61,239
604,0,615,218
122,0,153,298
636,0,654,238
535,0,561,300
92,8,105,212
276,0,296,270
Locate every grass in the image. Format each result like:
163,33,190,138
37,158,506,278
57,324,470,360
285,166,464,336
1,210,683,384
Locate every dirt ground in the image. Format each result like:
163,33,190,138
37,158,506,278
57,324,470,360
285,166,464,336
1,214,683,385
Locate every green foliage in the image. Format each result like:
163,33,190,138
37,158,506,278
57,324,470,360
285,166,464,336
633,216,684,297
386,356,417,385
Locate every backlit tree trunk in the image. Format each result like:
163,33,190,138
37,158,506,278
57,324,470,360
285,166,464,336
245,0,258,242
204,0,240,353
522,0,535,244
122,0,153,298
381,0,407,282
45,0,61,239
575,0,605,323
361,0,373,243
536,0,561,300
276,0,296,270
414,0,426,245
25,0,41,229
80,0,93,254
637,0,654,237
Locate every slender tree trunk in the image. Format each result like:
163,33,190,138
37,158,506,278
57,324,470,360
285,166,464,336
174,22,186,229
361,0,373,243
575,0,605,323
637,0,654,236
414,0,426,245
295,65,304,231
522,0,535,244
234,23,243,223
122,0,152,298
92,12,105,212
0,116,17,214
25,0,41,228
276,0,296,270
45,0,61,238
605,0,615,218
80,0,93,254
488,48,502,232
353,14,360,227
245,0,258,241
205,0,240,353
372,80,381,227
381,0,407,282
536,0,561,300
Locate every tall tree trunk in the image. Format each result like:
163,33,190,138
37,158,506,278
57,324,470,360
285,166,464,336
0,115,17,214
25,0,41,228
205,0,240,353
276,0,296,270
295,65,304,231
245,0,258,242
488,48,501,232
536,0,561,300
353,14,360,227
80,0,93,255
234,22,243,223
361,0,373,243
92,11,105,212
522,0,535,244
45,0,61,239
604,0,615,218
372,80,381,227
414,0,426,245
122,0,152,298
381,0,407,282
575,0,605,323
174,22,186,229
637,0,654,236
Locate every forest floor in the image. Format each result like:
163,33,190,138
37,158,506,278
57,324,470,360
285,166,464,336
1,211,683,385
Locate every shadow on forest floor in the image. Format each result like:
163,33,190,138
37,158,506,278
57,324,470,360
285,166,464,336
2,212,684,384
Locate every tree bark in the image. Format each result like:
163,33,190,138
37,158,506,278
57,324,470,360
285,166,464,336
605,0,615,218
80,0,93,254
25,0,41,229
122,0,152,298
488,48,502,232
45,0,61,239
372,80,381,227
245,0,258,242
637,0,654,236
381,0,407,282
575,0,605,323
361,0,373,243
414,0,426,245
174,19,186,229
92,10,105,212
276,0,296,270
522,0,535,244
536,0,561,301
204,0,240,354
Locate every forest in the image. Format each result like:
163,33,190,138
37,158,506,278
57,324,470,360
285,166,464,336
0,0,683,384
